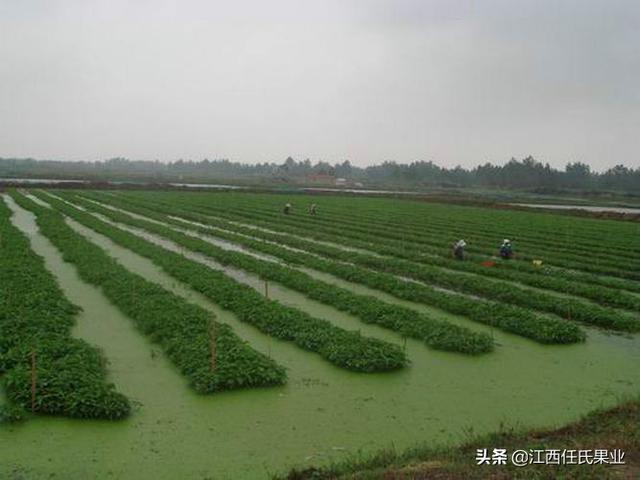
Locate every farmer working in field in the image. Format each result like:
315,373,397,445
310,203,317,215
283,203,292,215
499,239,513,259
453,239,467,260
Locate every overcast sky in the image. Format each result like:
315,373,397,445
1,0,638,170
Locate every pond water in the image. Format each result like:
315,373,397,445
511,203,640,214
1,194,640,480
0,178,245,189
0,177,88,184
168,183,246,189
303,187,419,195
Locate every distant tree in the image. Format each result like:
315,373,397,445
564,162,592,188
335,160,353,178
1,155,637,193
281,156,296,172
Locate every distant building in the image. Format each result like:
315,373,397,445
305,173,336,185
335,178,347,186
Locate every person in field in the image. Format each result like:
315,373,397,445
283,203,292,214
310,203,317,215
453,239,466,260
499,239,513,259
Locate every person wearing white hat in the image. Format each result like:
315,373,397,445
499,239,513,259
453,239,467,260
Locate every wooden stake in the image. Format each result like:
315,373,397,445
209,321,217,373
30,348,37,413
264,280,269,299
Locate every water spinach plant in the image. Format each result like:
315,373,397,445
66,193,585,345
0,197,130,420
60,193,495,355
82,192,640,333
148,193,640,290
27,192,408,373
10,192,288,393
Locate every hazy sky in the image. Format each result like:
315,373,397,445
1,0,639,170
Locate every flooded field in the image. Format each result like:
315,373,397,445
1,190,639,479
511,203,640,214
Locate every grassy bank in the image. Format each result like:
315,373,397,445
281,398,639,479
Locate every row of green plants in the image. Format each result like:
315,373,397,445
118,190,640,261
141,190,639,267
10,192,288,393
320,211,640,276
65,192,587,345
30,191,408,372
90,191,640,312
149,194,640,294
0,197,130,420
260,194,640,261
275,203,640,269
213,191,640,257
214,216,640,314
60,193,495,355
83,192,640,333
188,200,639,281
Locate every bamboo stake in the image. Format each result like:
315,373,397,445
264,280,269,299
30,348,37,413
209,320,217,373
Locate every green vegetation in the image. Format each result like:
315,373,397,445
3,155,640,194
0,403,27,424
57,193,493,355
1,188,639,480
156,191,639,270
167,195,640,281
23,192,407,373
0,197,130,419
66,192,586,344
77,192,640,333
10,192,288,392
105,190,640,297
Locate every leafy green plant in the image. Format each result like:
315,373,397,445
0,198,130,420
166,193,640,281
84,191,640,332
60,193,494,355
21,192,407,373
110,190,640,295
0,403,27,424
10,192,288,392
67,192,589,344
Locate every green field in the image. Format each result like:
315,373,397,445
1,189,639,479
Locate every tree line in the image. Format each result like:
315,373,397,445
0,156,638,192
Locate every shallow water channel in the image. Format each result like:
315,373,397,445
511,203,640,214
1,195,639,480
